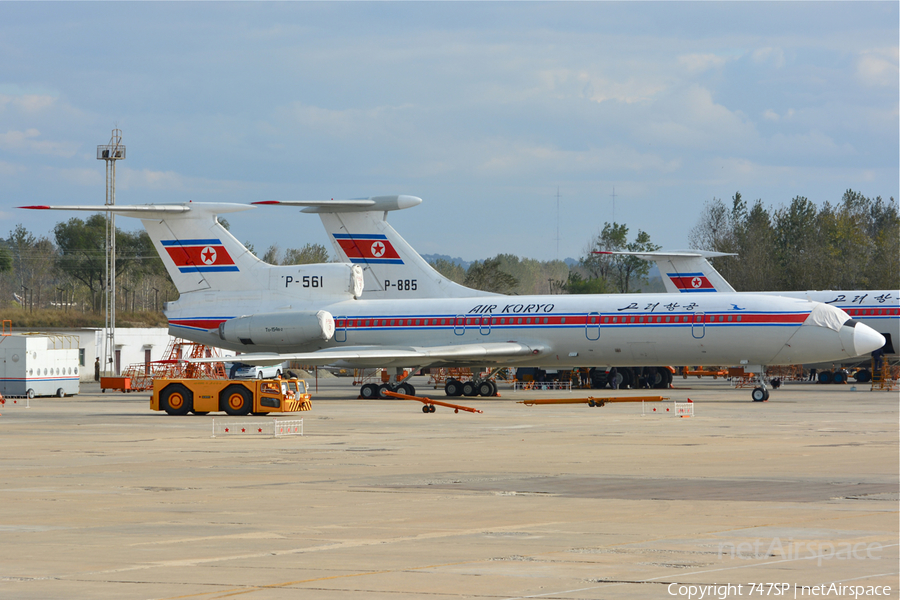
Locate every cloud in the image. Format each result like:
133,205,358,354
537,68,668,105
678,53,729,73
857,47,899,87
475,140,679,178
751,47,785,68
0,129,79,157
0,160,25,176
117,167,253,195
762,108,794,122
0,93,57,113
639,85,758,150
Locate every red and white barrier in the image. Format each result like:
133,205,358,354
212,418,304,438
643,399,693,418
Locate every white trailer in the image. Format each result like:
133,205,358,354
0,334,80,398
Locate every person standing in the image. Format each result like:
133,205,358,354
608,367,618,390
94,357,100,382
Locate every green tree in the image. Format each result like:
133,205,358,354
580,222,660,293
282,243,329,265
54,215,146,312
429,258,466,284
464,257,518,293
0,244,10,273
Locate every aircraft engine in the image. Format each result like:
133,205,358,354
219,310,335,347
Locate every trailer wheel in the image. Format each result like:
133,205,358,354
160,384,192,416
56,388,65,398
26,388,35,399
221,385,252,416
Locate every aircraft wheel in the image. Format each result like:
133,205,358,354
462,381,477,397
397,382,415,396
487,380,498,396
220,385,252,416
445,379,462,397
751,387,767,402
477,381,493,396
854,369,871,383
359,383,379,399
619,368,634,389
161,383,193,416
377,384,392,398
817,371,833,384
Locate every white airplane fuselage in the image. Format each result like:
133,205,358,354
167,291,872,369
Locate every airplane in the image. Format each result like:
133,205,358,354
21,201,885,407
594,249,899,381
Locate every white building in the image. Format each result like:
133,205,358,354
10,328,235,382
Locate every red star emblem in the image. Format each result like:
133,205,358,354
370,241,385,257
201,246,217,265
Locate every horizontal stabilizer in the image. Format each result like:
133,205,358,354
19,203,254,218
253,195,422,214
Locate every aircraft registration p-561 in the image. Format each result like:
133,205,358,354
22,200,885,402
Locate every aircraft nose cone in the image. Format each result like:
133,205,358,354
852,322,886,356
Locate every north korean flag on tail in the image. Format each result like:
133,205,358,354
332,234,404,265
162,239,239,273
668,273,716,292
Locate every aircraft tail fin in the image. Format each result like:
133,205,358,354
254,196,495,299
598,250,737,293
20,203,267,294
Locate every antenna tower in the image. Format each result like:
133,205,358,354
610,186,617,223
97,129,125,376
555,187,561,260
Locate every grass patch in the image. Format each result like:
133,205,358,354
0,307,168,329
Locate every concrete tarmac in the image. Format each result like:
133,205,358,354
0,377,897,599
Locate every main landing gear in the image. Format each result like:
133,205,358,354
360,381,416,399
444,378,497,397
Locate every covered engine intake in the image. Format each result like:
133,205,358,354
219,310,335,347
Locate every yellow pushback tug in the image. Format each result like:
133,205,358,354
151,378,312,416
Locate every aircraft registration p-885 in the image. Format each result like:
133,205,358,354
22,201,885,405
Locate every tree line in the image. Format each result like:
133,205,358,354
688,190,898,291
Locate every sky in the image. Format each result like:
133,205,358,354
1,2,897,263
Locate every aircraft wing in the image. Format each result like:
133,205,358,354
195,341,546,368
